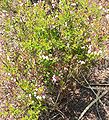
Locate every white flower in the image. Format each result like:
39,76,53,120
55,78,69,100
20,3,23,6
34,92,37,96
7,73,11,76
36,95,42,100
78,61,85,64
71,3,76,6
106,14,109,22
64,67,68,71
88,45,92,54
81,46,85,49
29,94,31,98
88,50,91,54
55,15,58,18
98,50,102,54
34,3,37,6
42,95,46,99
87,38,91,42
52,4,55,8
49,54,52,57
65,22,67,27
13,79,16,82
36,88,38,91
42,55,49,60
70,11,73,14
52,75,57,82
93,50,102,55
93,51,97,54
103,8,109,13
67,43,70,47
98,3,102,9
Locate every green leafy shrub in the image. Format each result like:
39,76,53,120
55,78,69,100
1,0,105,119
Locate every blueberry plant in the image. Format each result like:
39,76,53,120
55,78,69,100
1,0,106,119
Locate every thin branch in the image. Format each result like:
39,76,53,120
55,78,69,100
81,72,109,117
96,101,103,120
49,113,60,120
81,72,105,104
78,90,108,120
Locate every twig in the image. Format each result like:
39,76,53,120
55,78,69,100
81,73,105,105
78,90,108,120
56,108,67,119
54,90,61,106
71,75,89,89
81,72,109,116
96,101,102,120
49,113,60,120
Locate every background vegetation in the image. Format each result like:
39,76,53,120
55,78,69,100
0,0,109,120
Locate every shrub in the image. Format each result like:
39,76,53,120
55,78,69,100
1,0,105,119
